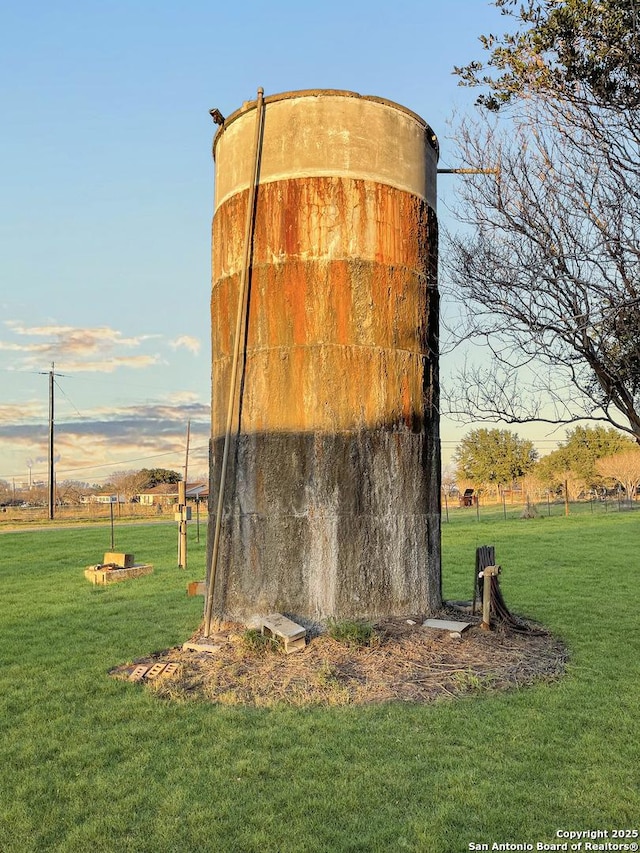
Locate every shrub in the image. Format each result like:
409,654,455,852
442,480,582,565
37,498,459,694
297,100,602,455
325,618,377,647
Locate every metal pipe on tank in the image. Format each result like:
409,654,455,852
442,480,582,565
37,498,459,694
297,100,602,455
204,87,265,637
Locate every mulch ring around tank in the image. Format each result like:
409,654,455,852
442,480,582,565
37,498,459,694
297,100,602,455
109,608,568,707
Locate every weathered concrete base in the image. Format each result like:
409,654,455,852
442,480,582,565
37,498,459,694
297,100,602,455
208,428,441,623
84,564,154,585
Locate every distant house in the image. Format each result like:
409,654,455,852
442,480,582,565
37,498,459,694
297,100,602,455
136,483,208,506
89,493,125,504
136,484,176,506
186,483,208,502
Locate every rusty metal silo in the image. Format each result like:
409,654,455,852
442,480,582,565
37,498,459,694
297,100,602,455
206,89,440,628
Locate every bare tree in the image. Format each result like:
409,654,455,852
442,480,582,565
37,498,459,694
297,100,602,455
596,449,640,501
444,1,640,441
57,480,88,506
110,470,149,502
440,463,457,492
443,94,640,441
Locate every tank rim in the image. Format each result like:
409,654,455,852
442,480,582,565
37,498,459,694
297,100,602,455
212,88,439,159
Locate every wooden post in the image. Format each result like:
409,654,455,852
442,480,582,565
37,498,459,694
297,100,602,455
178,480,187,568
480,565,500,630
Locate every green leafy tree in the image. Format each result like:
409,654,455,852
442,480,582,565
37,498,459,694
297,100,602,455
454,428,538,495
535,425,632,492
138,468,182,488
454,0,640,111
444,0,640,443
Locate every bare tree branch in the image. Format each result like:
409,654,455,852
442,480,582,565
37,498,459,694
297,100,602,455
442,92,640,441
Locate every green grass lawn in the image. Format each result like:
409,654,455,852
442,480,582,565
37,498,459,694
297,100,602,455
1,515,638,852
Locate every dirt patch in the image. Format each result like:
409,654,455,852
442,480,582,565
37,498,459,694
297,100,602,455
110,607,568,707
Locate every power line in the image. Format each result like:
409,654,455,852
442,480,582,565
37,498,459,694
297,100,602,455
51,445,210,479
53,379,83,418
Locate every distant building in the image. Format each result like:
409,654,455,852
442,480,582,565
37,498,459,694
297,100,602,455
136,483,207,506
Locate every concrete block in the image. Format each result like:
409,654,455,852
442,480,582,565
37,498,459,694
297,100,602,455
282,636,306,654
103,552,134,568
84,564,153,585
262,613,306,642
262,613,307,653
145,663,167,680
129,665,150,682
422,618,471,634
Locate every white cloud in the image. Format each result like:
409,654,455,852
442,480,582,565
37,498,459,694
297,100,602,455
170,335,201,355
0,322,211,480
0,402,46,423
1,321,163,372
0,398,211,481
60,354,162,373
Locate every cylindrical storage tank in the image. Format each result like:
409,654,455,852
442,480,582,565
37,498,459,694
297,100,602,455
209,89,440,624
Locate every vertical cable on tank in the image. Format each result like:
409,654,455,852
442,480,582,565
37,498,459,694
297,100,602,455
204,87,265,637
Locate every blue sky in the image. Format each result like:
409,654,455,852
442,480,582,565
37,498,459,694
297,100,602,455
0,0,563,487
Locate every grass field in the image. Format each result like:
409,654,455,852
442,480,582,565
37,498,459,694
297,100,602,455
1,513,638,852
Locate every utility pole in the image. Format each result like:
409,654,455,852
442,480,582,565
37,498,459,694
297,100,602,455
48,365,54,519
40,362,63,520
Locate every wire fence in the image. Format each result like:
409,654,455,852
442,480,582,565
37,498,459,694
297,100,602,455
0,499,208,527
441,493,640,523
3,494,637,528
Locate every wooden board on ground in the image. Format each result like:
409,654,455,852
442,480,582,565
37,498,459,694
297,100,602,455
182,641,222,654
